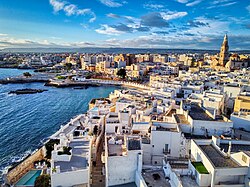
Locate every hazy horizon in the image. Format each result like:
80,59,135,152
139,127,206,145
0,0,250,50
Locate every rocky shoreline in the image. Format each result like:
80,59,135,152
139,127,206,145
0,78,49,84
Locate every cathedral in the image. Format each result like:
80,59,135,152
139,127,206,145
218,34,229,66
211,34,230,71
211,34,249,71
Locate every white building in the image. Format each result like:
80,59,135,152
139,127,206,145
230,112,250,131
190,136,250,187
50,133,91,187
105,134,143,186
150,122,188,165
174,102,233,136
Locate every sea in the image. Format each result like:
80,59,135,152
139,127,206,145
0,68,116,182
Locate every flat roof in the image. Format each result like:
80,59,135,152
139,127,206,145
54,138,89,172
220,143,250,153
128,139,141,150
142,169,170,187
189,104,214,121
155,126,178,132
199,145,239,168
180,176,199,187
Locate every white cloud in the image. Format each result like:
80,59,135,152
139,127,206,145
64,4,77,16
143,3,164,10
0,33,8,37
49,0,96,22
176,0,189,3
49,0,65,13
107,13,120,18
211,0,232,5
208,0,237,9
1,34,250,50
95,25,124,35
186,0,202,7
184,17,230,36
50,36,62,40
99,0,125,7
0,36,95,49
160,11,188,21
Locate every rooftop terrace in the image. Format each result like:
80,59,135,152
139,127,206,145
188,104,214,121
199,145,239,168
54,138,90,172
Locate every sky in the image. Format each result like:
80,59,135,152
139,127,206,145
0,0,249,50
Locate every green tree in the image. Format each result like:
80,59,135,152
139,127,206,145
23,72,32,77
35,174,51,187
117,68,126,79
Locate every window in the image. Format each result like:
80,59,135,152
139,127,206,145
242,155,247,163
165,144,169,151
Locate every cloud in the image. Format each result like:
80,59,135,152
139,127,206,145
187,20,209,27
110,23,134,32
49,0,65,12
186,0,203,7
160,11,188,21
0,33,8,37
179,17,229,36
50,36,62,40
102,11,187,34
103,34,250,49
152,31,169,35
98,0,126,7
175,0,202,6
95,23,150,35
123,16,140,24
1,34,250,50
143,3,164,10
106,13,139,25
136,27,150,32
176,0,189,3
141,12,170,28
106,13,120,18
0,36,95,49
207,0,237,9
95,24,125,35
211,0,233,5
49,0,96,22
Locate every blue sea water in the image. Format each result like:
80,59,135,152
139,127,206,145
0,69,116,172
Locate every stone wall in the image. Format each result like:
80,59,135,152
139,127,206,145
6,147,45,185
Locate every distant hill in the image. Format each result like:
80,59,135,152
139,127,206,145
0,47,249,54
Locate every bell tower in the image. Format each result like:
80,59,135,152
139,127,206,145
219,34,229,66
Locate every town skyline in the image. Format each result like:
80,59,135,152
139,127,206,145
0,0,250,50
